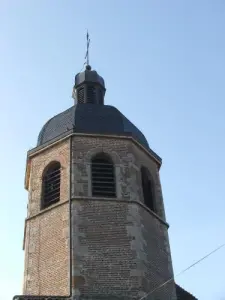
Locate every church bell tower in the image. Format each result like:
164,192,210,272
15,58,190,299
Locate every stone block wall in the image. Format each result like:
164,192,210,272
22,135,177,299
71,136,177,300
139,205,176,299
71,136,166,221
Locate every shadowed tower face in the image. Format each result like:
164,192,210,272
21,63,179,300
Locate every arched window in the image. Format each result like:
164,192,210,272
141,166,156,213
41,161,61,209
91,153,116,197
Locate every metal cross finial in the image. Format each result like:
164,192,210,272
85,30,90,66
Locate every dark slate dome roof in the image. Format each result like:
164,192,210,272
37,104,150,150
75,65,105,88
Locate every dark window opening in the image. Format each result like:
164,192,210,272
91,153,116,197
41,161,61,209
77,87,85,104
87,85,96,103
141,167,156,213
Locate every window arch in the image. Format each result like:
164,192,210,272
91,153,116,197
141,166,156,213
41,161,61,209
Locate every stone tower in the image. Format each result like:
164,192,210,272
20,64,179,300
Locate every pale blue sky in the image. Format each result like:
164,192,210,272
0,1,225,299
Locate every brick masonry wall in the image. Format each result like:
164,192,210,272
131,143,167,221
139,205,176,299
131,142,176,298
27,140,70,217
23,139,70,296
71,136,177,300
23,135,177,299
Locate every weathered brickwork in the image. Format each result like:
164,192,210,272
23,135,177,299
72,200,138,299
23,140,70,296
71,136,177,300
23,204,69,295
139,205,177,299
27,140,70,217
131,143,166,221
71,136,166,220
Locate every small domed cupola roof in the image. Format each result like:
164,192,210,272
73,65,106,105
75,65,105,87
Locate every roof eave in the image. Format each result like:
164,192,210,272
28,131,162,168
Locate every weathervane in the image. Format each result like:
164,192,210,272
72,31,91,101
85,30,90,66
